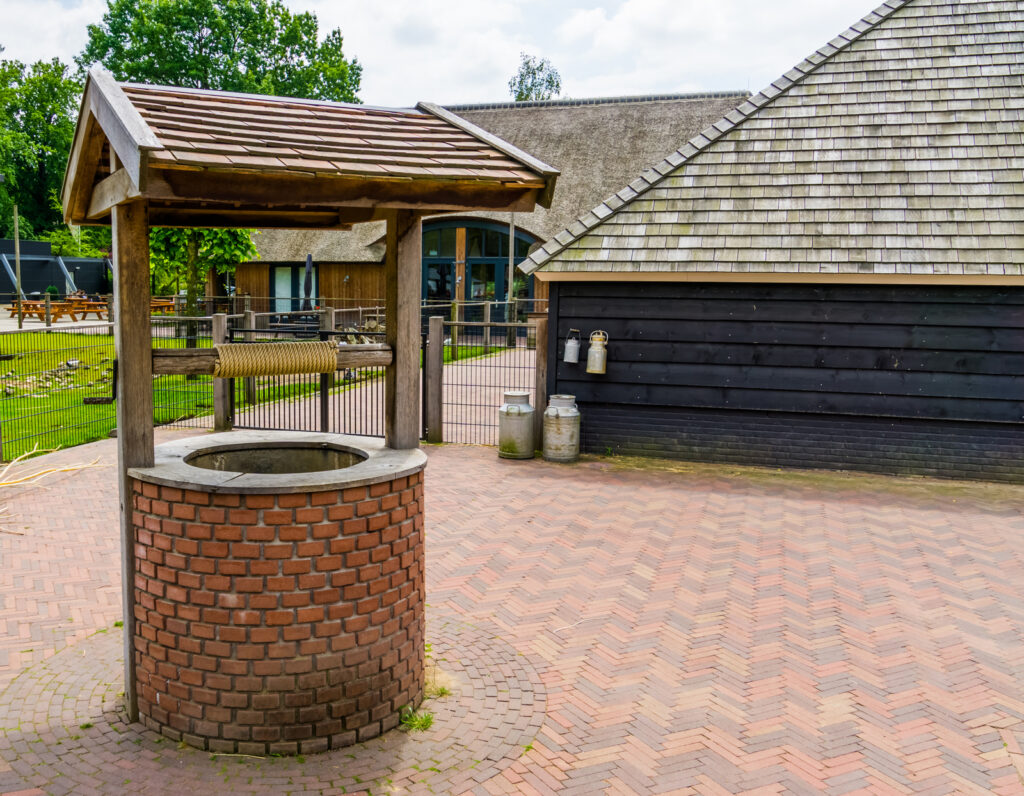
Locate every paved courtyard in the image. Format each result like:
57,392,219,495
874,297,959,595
1,433,1024,794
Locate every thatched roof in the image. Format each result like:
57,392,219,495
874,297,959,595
254,91,748,262
524,0,1024,280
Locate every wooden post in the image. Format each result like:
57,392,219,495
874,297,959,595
112,199,154,723
533,316,548,450
212,313,231,431
426,315,444,443
44,294,52,327
384,210,421,449
243,309,256,405
483,302,491,354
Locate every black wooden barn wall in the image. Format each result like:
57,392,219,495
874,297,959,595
548,282,1024,481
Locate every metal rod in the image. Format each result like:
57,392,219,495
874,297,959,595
14,205,22,329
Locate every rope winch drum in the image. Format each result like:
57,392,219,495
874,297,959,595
211,341,339,378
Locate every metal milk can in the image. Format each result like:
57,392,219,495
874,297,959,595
586,330,608,374
498,390,535,459
542,394,581,463
563,329,581,363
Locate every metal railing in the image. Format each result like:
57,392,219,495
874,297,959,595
435,319,538,445
229,327,387,437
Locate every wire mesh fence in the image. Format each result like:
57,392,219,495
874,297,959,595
230,327,388,438
0,324,117,460
440,320,536,445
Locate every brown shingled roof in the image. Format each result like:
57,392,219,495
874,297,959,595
61,69,558,229
122,84,547,186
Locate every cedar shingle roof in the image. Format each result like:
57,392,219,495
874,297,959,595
121,84,550,186
523,0,1024,278
61,70,559,228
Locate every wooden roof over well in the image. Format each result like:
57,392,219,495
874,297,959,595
62,68,558,230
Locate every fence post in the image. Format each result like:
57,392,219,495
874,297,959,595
44,294,52,328
106,294,114,335
533,316,548,450
212,313,232,431
426,315,444,443
483,302,491,354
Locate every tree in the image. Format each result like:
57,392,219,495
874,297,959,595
150,228,258,315
78,0,362,307
508,53,561,102
77,0,361,99
0,48,81,239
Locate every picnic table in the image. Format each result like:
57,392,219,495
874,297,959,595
6,301,80,322
68,299,108,320
151,298,176,314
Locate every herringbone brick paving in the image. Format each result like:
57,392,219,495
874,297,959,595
2,437,1024,794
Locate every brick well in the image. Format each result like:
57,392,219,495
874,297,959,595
128,467,425,755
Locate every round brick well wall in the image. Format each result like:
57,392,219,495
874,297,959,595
127,432,427,755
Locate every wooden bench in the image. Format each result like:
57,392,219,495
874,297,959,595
68,299,108,320
6,301,80,322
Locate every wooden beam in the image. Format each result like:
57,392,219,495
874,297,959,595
87,167,141,219
151,343,393,375
88,67,162,191
416,102,559,208
112,198,153,723
62,110,107,223
146,169,543,214
385,210,422,449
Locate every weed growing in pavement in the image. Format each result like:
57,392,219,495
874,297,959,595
399,706,434,732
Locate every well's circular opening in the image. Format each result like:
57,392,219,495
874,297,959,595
186,444,365,474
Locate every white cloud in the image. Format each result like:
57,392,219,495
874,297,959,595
0,0,889,105
0,0,104,67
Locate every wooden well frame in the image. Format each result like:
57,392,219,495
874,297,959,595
61,67,557,720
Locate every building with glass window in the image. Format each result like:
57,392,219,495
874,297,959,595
236,90,749,311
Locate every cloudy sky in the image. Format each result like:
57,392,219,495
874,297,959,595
1,0,874,106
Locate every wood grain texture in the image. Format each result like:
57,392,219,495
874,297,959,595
553,281,1024,425
425,316,444,443
112,199,153,723
87,167,140,219
385,210,422,449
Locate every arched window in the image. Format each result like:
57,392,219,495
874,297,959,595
422,219,538,304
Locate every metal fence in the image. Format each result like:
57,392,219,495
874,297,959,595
439,320,537,445
0,323,117,460
230,327,388,438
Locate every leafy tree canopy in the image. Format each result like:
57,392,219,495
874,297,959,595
77,0,361,101
78,0,362,307
508,52,561,102
0,48,81,238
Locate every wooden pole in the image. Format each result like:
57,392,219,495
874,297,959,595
426,315,444,443
112,198,154,723
533,315,548,450
384,210,421,449
13,205,21,329
212,313,231,431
